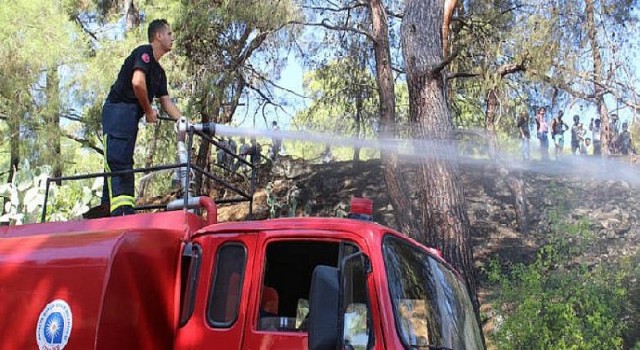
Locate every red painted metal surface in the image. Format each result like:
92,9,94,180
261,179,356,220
175,233,259,350
179,218,426,350
0,211,204,350
1,209,457,350
199,196,217,227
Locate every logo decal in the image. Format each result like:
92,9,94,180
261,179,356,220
36,299,73,350
141,53,150,63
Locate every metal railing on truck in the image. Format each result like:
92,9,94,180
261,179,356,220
40,117,256,222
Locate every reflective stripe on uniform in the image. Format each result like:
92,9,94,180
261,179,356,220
103,136,113,204
111,195,135,212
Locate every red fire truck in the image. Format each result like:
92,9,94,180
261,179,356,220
0,119,484,350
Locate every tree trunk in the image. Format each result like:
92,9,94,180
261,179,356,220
369,0,419,235
46,68,62,181
140,121,162,197
353,93,362,163
3,115,20,216
401,0,478,312
485,88,528,233
144,122,161,170
7,119,20,184
442,0,458,56
585,0,610,155
194,109,212,196
123,0,140,32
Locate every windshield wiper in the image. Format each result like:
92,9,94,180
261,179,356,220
409,345,453,350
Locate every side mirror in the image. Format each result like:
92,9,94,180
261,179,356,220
307,265,339,350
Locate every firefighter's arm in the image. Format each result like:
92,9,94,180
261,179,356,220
132,69,158,123
159,96,181,120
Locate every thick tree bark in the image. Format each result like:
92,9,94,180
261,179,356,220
46,68,62,181
144,123,161,170
123,0,140,32
353,93,362,163
369,0,419,235
442,0,458,56
401,0,478,313
7,120,20,184
3,115,20,217
139,122,163,197
585,0,610,155
485,88,528,233
194,107,213,195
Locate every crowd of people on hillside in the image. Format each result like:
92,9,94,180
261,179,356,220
518,107,636,161
212,120,286,174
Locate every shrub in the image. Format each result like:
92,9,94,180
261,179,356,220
486,221,638,349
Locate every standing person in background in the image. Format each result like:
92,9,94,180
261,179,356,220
551,111,568,160
570,115,581,155
581,137,593,155
226,137,237,169
270,121,282,161
517,111,530,160
235,137,250,172
216,137,228,167
576,123,587,154
321,145,333,163
101,19,182,216
248,137,262,165
617,122,635,155
535,107,549,160
609,114,620,154
590,118,602,155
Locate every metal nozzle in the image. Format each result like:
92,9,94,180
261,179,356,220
176,117,216,136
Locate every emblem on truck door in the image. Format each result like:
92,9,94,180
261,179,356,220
36,299,73,350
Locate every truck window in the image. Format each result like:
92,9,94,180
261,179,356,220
341,252,373,349
258,240,344,332
383,235,484,350
207,243,247,328
179,243,202,327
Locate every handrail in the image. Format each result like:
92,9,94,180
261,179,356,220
40,117,257,223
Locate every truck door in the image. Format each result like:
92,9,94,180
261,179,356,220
242,234,382,350
175,233,258,350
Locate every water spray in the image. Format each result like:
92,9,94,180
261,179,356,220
212,123,640,188
160,116,640,191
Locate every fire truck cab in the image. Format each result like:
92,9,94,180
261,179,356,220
0,198,484,350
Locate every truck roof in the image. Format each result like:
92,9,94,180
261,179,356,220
195,216,390,237
0,210,205,238
194,216,446,265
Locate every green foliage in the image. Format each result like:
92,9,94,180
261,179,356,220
0,0,94,182
264,181,303,218
486,219,638,349
174,0,300,121
0,161,50,225
631,120,640,153
46,177,102,222
290,58,407,161
0,160,100,225
264,182,280,218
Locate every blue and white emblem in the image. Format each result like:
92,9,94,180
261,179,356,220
36,299,73,350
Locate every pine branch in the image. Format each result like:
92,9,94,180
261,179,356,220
301,2,366,13
287,20,374,41
63,132,103,155
245,65,309,99
430,48,461,76
74,15,100,43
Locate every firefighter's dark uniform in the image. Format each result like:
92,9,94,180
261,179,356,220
101,44,168,215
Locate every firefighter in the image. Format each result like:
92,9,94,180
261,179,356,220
101,19,182,216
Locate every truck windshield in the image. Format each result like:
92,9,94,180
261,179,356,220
383,235,484,350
